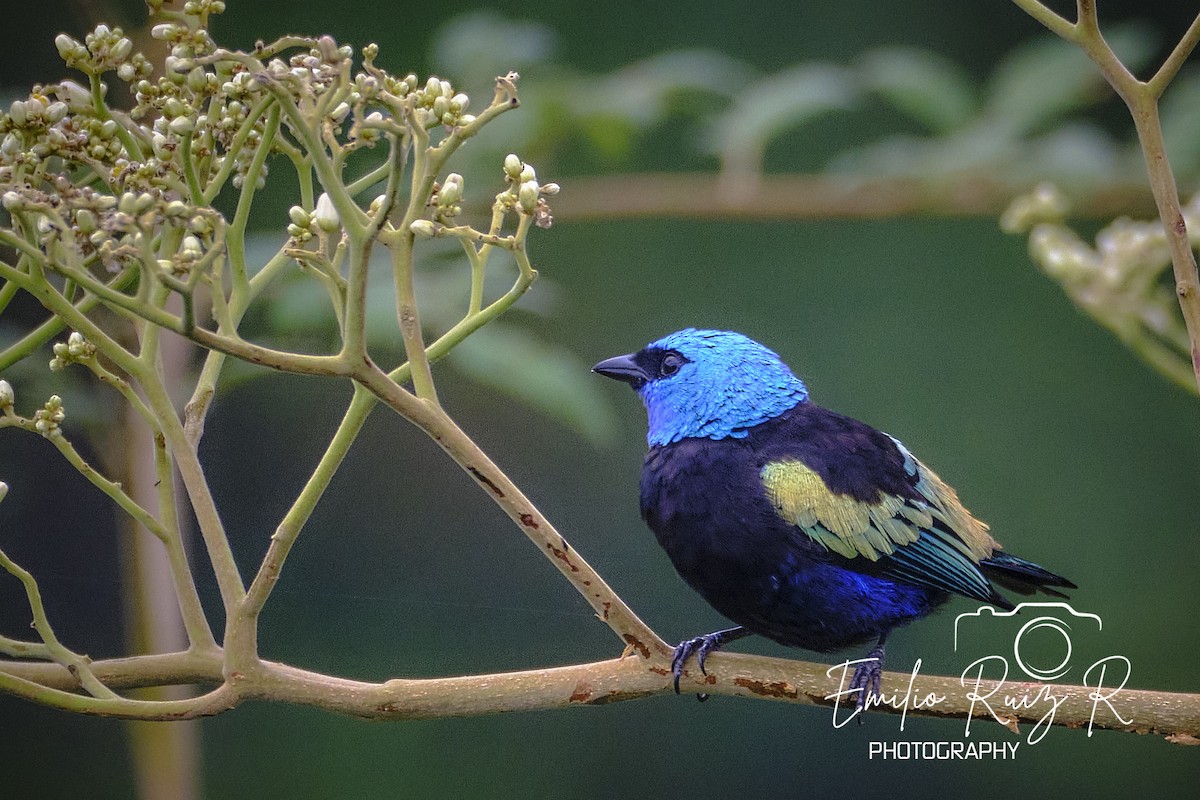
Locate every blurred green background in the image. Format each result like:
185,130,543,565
2,0,1200,798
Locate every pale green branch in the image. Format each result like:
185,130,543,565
0,542,118,699
1149,12,1200,97
201,95,277,204
1015,0,1200,393
227,104,282,298
1011,0,1077,40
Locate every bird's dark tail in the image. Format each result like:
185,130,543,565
980,552,1077,601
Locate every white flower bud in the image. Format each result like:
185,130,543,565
55,34,84,61
55,80,91,111
8,100,28,127
186,67,208,92
75,209,97,234
111,38,133,62
168,115,195,134
44,102,68,123
503,153,522,178
0,379,13,408
181,235,203,258
330,102,351,122
409,219,437,238
313,193,340,232
67,332,87,357
151,132,170,159
439,173,463,206
518,180,539,213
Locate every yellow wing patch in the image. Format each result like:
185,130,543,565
760,460,916,560
760,458,997,562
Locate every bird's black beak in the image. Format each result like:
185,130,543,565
592,353,648,388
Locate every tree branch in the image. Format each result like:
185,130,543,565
1014,1,1200,392
548,173,1157,221
1,649,1196,742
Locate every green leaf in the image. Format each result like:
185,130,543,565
430,12,558,87
983,24,1156,136
449,324,619,447
705,63,856,169
857,47,977,133
590,50,758,124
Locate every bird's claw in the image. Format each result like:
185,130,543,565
671,634,712,695
848,642,887,716
670,627,749,700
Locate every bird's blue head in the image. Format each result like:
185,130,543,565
592,329,809,446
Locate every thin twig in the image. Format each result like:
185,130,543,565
1014,0,1200,392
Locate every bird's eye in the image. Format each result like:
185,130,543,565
660,354,682,377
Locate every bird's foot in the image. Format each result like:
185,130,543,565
670,626,750,700
848,640,887,715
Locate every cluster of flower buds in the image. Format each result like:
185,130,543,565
434,173,464,219
55,25,151,81
503,154,558,228
409,153,559,238
412,77,476,130
49,332,96,372
1005,184,1200,368
4,95,68,133
999,183,1070,235
150,16,218,63
260,36,354,111
287,193,341,244
34,395,66,437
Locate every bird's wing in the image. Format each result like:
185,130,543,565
759,438,1004,604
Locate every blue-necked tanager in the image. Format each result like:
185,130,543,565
593,328,1075,707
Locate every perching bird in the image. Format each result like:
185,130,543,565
593,329,1075,707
